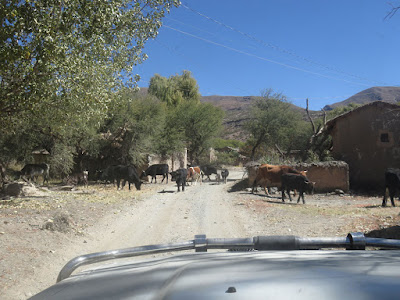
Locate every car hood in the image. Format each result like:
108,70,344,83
30,250,400,300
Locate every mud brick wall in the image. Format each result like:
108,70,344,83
294,161,349,193
247,161,349,193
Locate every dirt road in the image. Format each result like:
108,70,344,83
1,167,400,299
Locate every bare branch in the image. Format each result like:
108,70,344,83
385,3,400,20
306,98,316,134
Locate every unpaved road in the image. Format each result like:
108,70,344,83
1,167,400,299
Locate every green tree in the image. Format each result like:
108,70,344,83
149,70,218,163
174,102,224,163
0,0,179,128
99,90,166,166
244,89,302,160
148,70,200,106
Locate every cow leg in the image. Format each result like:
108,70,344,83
390,188,396,207
382,187,388,207
297,192,305,204
116,179,121,190
281,189,285,202
251,179,257,194
287,189,293,202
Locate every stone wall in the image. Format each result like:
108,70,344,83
147,148,187,173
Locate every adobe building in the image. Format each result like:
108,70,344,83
324,101,400,189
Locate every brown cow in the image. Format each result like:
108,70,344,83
187,166,202,185
251,164,307,195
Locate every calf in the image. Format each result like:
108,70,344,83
170,169,187,192
221,169,229,184
141,164,169,184
114,165,142,191
65,171,88,188
281,173,314,204
187,166,202,185
382,168,400,207
20,163,50,185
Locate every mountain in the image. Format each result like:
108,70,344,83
323,86,400,110
138,86,400,141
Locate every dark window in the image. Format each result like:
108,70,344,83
381,133,389,143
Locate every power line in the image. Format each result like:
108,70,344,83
181,3,388,86
163,24,371,87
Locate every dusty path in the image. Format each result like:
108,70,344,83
2,167,400,299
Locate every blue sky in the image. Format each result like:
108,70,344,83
135,1,400,110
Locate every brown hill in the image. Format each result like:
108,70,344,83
323,86,400,110
139,86,400,141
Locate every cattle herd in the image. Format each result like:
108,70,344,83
13,162,400,207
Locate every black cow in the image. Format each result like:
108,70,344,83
99,165,118,185
200,165,218,181
221,169,229,184
382,168,400,207
20,163,50,185
141,164,169,184
170,168,187,192
114,165,142,191
281,173,314,204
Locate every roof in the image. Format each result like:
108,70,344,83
325,101,400,133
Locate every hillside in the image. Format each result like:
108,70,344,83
138,86,400,141
201,95,318,141
323,86,400,110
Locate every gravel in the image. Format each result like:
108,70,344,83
1,167,399,299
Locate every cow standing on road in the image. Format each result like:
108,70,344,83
170,169,187,192
114,165,142,191
281,173,314,204
187,166,202,185
20,163,50,185
382,168,400,207
221,169,229,184
141,164,169,184
200,165,218,181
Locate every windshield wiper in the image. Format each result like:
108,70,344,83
57,232,400,282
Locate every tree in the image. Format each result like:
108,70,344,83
0,0,180,128
244,90,302,160
148,70,200,106
306,100,361,161
149,70,220,163
172,102,224,163
152,102,223,164
99,90,166,166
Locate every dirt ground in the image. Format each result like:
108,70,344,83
1,167,400,299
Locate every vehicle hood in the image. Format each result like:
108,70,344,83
30,250,400,300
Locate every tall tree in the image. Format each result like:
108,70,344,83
149,70,217,163
245,90,301,160
0,0,179,128
148,70,200,106
175,102,224,163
